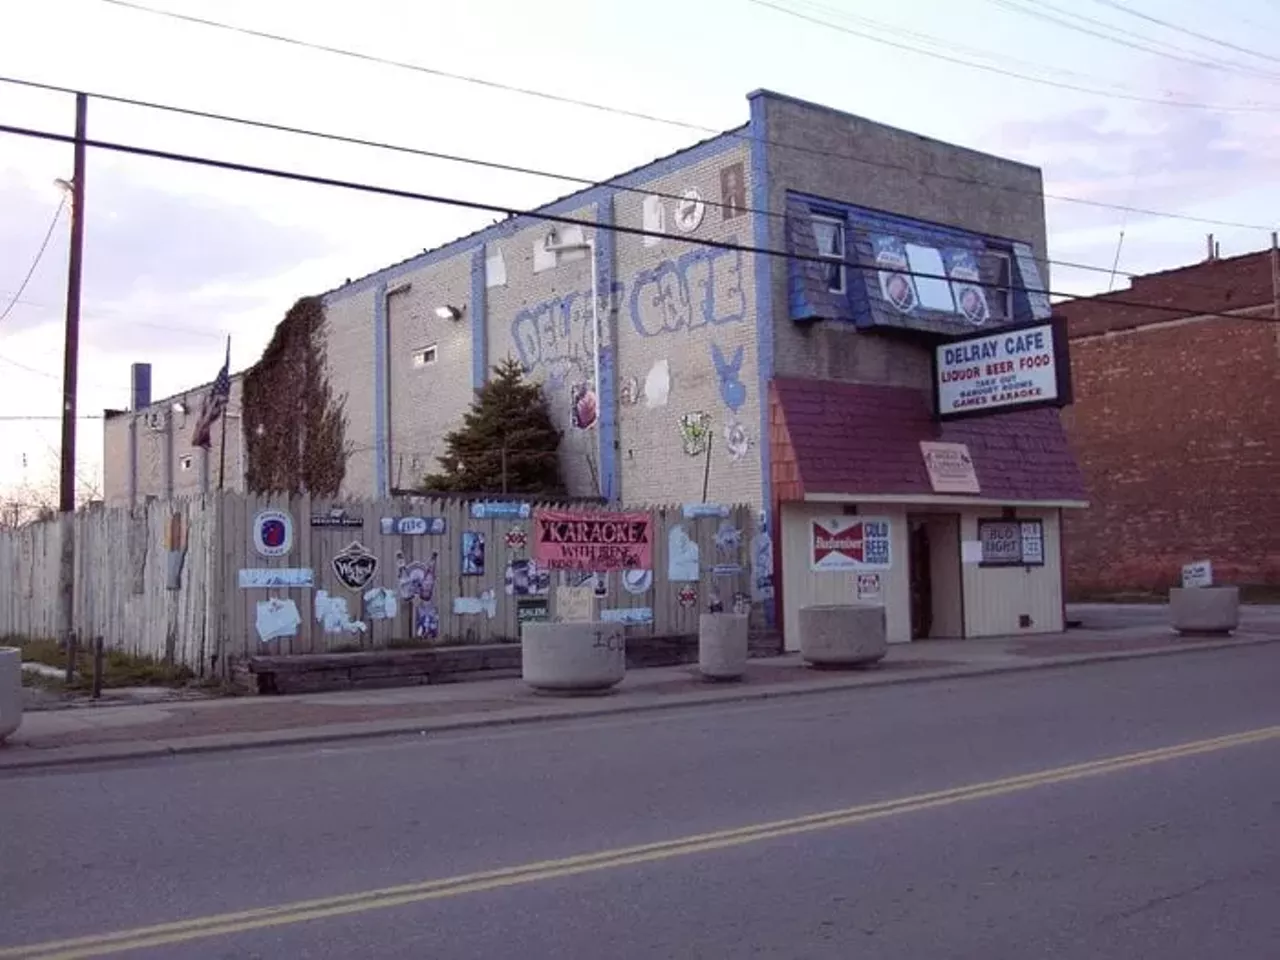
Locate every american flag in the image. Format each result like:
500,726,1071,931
191,352,231,449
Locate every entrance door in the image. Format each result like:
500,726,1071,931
908,518,933,640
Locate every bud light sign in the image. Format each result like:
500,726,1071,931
811,517,892,572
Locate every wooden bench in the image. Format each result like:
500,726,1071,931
239,631,785,695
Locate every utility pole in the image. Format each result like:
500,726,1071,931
55,92,87,647
59,94,86,513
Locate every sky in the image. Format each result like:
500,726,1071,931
2,0,1278,502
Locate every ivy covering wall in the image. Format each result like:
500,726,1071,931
243,296,348,496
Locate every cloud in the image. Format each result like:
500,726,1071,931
987,61,1280,240
0,164,336,355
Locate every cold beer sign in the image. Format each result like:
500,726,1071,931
933,317,1072,420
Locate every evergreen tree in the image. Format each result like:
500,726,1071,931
421,358,566,495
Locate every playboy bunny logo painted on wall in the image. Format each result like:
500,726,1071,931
710,343,746,414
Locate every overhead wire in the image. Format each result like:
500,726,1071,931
78,1,1280,228
98,0,1280,116
986,0,1280,81
0,195,67,324
801,0,1280,84
747,0,1280,112
0,72,1273,290
0,118,1273,328
1085,0,1280,66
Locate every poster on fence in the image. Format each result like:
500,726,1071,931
533,509,653,572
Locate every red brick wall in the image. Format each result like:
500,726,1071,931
1060,314,1280,594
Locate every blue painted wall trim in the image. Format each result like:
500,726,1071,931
471,247,487,390
748,92,776,628
373,281,389,497
322,130,744,307
595,193,619,503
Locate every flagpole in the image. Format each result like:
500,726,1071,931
217,336,231,492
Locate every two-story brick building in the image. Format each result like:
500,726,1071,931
1057,246,1280,596
112,90,1086,646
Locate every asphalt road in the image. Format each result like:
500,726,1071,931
3,645,1279,959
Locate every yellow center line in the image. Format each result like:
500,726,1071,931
5,724,1277,960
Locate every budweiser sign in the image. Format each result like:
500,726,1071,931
810,517,892,572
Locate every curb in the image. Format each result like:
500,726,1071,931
3,634,1277,773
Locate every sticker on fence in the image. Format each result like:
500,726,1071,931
238,568,314,589
315,590,367,635
713,520,742,555
332,542,379,590
556,585,594,623
413,602,440,640
252,509,294,558
667,524,700,582
363,587,398,620
517,597,550,625
470,501,531,520
533,509,653,571
504,557,550,596
682,503,729,520
396,551,438,603
311,508,363,528
677,584,698,608
505,525,528,551
453,590,498,619
601,607,654,625
255,598,301,642
621,569,653,595
379,516,446,536
461,531,486,576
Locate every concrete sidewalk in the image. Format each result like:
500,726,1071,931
4,613,1278,772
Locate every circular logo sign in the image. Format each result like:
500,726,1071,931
674,188,706,233
253,510,294,558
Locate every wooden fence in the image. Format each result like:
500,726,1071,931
0,493,760,675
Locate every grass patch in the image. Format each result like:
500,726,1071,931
10,636,194,692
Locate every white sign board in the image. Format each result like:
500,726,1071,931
935,321,1068,418
1181,561,1213,589
920,442,980,494
854,573,883,603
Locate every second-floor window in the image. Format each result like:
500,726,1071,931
812,215,846,295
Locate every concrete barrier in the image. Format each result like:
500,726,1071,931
1170,587,1240,636
799,604,888,667
521,622,626,694
698,613,750,681
0,647,22,743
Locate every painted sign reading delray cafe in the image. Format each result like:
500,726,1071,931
933,317,1072,420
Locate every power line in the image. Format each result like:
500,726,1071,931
0,74,1125,280
1085,0,1280,66
0,288,229,339
747,0,1280,113
78,6,1280,229
986,0,1280,81
0,195,66,325
0,75,1272,292
0,118,1273,328
101,0,1280,116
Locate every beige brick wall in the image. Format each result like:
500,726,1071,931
485,203,605,498
385,251,477,491
609,144,760,507
321,286,378,497
101,377,246,505
759,94,1048,391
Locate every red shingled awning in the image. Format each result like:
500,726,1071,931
769,377,1087,504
